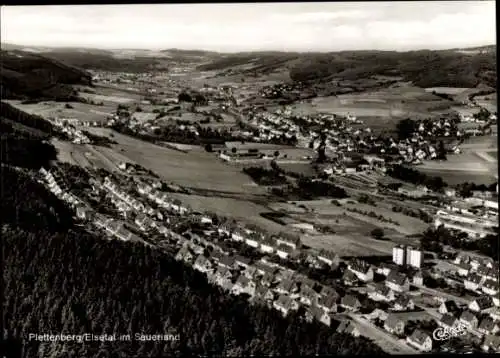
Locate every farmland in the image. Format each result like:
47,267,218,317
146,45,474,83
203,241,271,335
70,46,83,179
83,127,267,194
4,99,115,124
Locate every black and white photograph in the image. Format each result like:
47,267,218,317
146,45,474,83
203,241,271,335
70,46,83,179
1,1,498,356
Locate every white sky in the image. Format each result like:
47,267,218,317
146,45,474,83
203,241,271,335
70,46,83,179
1,2,496,52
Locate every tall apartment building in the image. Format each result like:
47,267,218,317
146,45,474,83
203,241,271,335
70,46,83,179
392,245,423,268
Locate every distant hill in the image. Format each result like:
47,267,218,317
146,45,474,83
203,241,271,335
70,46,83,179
196,46,497,88
0,50,92,101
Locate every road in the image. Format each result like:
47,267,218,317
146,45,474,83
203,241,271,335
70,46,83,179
347,313,420,355
413,284,470,305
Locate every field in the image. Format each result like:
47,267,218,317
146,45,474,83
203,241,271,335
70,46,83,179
424,87,471,95
474,92,497,113
83,127,267,194
5,100,115,124
79,93,137,104
289,85,451,131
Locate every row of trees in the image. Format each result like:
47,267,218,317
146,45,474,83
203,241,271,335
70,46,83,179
386,164,447,192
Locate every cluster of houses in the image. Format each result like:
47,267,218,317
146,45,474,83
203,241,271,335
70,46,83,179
454,254,499,301
434,209,498,239
48,117,91,144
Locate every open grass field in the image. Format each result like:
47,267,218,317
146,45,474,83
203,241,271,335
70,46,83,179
168,193,286,234
424,87,471,95
5,100,114,124
84,127,267,194
79,93,137,105
474,92,497,113
301,233,393,257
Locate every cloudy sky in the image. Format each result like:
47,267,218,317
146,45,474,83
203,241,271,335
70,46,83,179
1,2,496,52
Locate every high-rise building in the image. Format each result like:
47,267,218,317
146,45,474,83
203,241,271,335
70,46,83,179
392,245,423,268
408,247,423,268
393,245,406,266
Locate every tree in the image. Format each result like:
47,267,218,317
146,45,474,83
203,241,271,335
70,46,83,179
396,118,416,140
65,103,73,109
205,143,213,152
370,228,384,240
231,147,237,154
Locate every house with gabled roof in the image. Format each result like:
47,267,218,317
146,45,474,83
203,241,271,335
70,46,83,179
253,283,274,304
369,284,395,302
385,271,410,292
438,300,460,315
261,272,276,287
384,314,405,336
459,310,479,329
440,313,459,329
193,255,213,274
341,295,361,312
412,271,424,286
259,236,276,254
336,321,360,337
469,295,495,313
376,263,392,277
220,279,234,292
317,294,338,313
306,304,331,326
348,259,374,282
234,255,251,269
406,329,432,352
213,265,232,286
393,295,415,311
317,250,340,268
482,334,500,352
464,272,485,292
218,255,236,269
231,275,256,297
276,244,294,260
298,285,319,307
254,261,277,276
456,261,471,277
342,270,358,286
478,317,500,335
231,229,245,242
273,294,299,316
275,234,300,250
482,279,499,296
242,265,257,279
274,278,298,295
245,232,261,248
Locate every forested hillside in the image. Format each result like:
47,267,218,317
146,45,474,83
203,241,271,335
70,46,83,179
0,50,91,101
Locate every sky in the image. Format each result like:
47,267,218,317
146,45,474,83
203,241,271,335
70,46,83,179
1,2,496,52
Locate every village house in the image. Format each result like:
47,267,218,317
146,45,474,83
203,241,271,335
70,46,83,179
385,271,410,292
406,329,432,352
336,321,360,337
242,265,257,279
213,266,233,287
234,255,251,269
376,263,392,277
317,250,340,268
440,313,459,330
275,235,299,250
274,279,298,295
456,261,471,277
342,270,359,286
193,255,213,274
469,296,495,313
298,285,319,306
439,300,460,316
218,255,236,269
482,279,499,296
393,295,415,311
384,315,406,336
273,295,299,317
482,335,500,353
348,260,374,282
412,271,424,286
76,205,94,220
245,232,261,248
231,275,256,297
369,284,396,302
261,272,276,287
259,237,276,254
253,261,277,276
340,295,361,312
478,317,500,335
306,305,331,326
253,283,275,305
464,272,485,292
459,310,479,330
276,244,295,260
489,307,500,321
317,294,338,313
231,229,246,242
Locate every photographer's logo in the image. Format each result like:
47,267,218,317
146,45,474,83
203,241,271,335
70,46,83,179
432,323,468,341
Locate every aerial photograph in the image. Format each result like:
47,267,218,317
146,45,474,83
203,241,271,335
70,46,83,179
1,1,498,357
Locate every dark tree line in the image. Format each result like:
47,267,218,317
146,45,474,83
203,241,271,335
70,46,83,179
386,165,447,192
243,166,288,186
1,101,56,133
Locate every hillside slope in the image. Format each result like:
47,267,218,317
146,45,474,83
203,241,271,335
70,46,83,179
197,47,497,88
1,50,92,101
